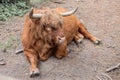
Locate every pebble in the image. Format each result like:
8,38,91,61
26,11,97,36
0,59,6,65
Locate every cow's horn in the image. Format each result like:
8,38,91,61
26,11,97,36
29,7,43,19
61,7,78,17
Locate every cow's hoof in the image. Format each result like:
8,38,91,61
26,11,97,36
56,56,63,59
76,38,83,43
67,48,71,53
55,54,63,59
30,68,40,78
94,38,101,45
40,56,48,61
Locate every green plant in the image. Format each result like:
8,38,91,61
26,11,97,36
0,43,4,49
0,0,24,3
31,0,51,4
0,35,16,51
0,1,30,21
5,35,16,49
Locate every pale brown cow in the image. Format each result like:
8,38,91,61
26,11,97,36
21,7,101,77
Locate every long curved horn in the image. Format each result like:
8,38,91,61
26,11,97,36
29,7,43,19
61,7,78,17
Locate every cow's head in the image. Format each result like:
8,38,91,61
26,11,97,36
29,7,78,45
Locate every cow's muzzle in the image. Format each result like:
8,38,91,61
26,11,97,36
57,36,66,44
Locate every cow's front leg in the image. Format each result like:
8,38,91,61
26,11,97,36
55,42,68,59
78,22,101,44
24,49,40,78
40,50,52,61
39,44,52,61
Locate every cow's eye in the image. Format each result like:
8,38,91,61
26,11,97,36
46,27,52,31
52,27,57,31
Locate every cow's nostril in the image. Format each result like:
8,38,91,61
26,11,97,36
57,36,65,41
58,37,62,40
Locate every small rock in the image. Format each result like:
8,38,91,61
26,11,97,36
0,58,3,61
0,21,5,25
3,48,7,52
0,59,6,65
76,0,84,2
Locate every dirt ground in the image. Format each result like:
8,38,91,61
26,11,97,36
0,0,120,80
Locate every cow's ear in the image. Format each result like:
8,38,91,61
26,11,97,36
29,7,37,19
29,7,43,19
29,7,40,24
29,7,34,19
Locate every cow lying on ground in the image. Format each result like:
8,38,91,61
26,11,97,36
21,7,101,77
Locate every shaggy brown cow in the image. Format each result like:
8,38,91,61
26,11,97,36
21,7,101,77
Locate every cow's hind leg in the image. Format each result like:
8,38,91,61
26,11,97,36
78,22,101,44
74,32,84,43
24,49,40,78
